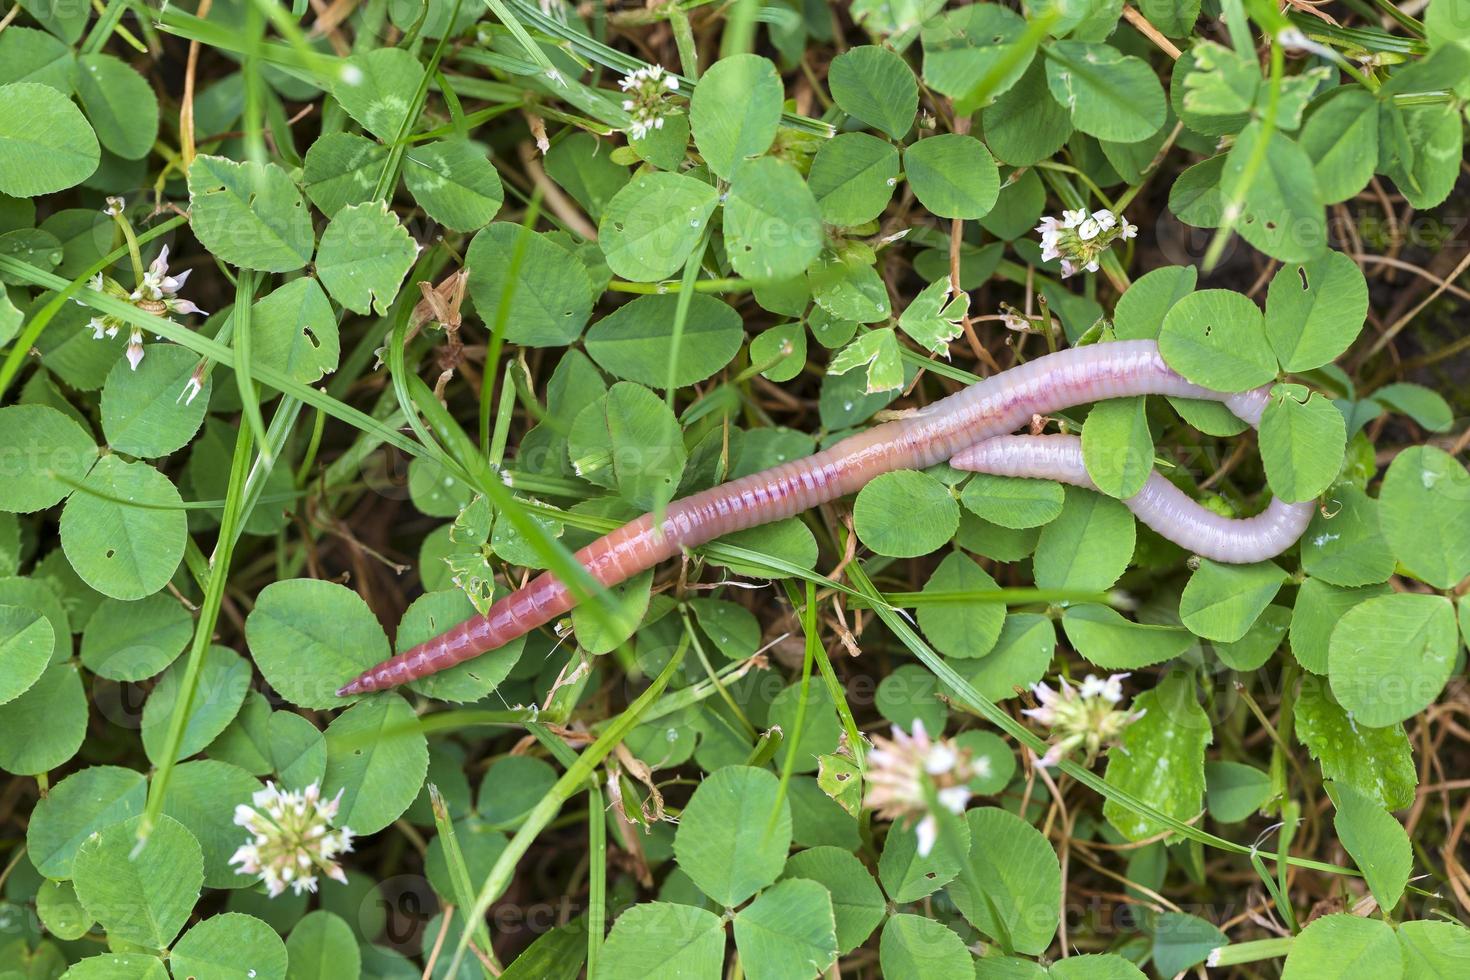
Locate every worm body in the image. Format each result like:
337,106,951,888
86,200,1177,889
950,434,1313,563
337,340,1304,695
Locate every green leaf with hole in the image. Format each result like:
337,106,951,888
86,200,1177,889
322,692,429,835
597,171,718,281
1159,289,1276,392
1328,592,1456,728
72,813,202,948
1378,446,1470,588
878,816,966,903
1264,251,1368,372
1259,384,1345,502
0,82,99,196
250,277,340,384
60,456,186,600
465,222,594,347
726,156,823,281
403,139,504,232
316,201,418,315
187,155,314,272
244,578,392,710
855,469,960,557
903,134,999,219
674,765,792,907
689,54,783,180
1221,123,1325,262
1082,396,1154,499
829,45,918,139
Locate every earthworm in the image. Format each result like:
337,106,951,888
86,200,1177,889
337,339,1307,695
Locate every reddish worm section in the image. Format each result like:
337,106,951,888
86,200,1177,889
337,340,1306,695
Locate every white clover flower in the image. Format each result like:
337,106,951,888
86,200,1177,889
864,720,983,857
229,781,355,898
84,245,205,371
1024,673,1143,768
1034,208,1137,279
617,64,681,140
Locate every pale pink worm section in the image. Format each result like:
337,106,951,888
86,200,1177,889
337,340,1300,695
949,434,1313,563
